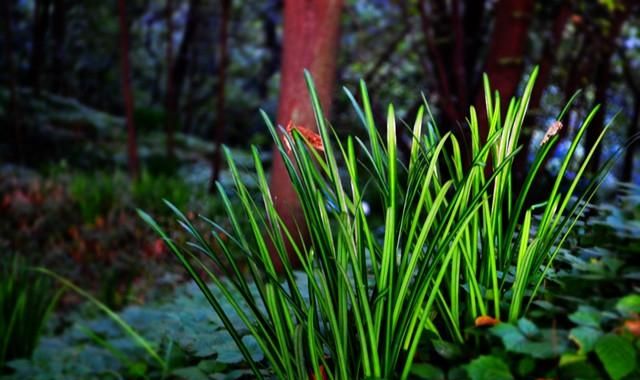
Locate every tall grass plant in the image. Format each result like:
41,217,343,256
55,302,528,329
140,69,615,379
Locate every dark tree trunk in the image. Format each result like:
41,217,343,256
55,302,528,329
165,0,200,156
464,0,486,88
118,0,140,179
2,0,22,161
417,0,460,126
514,3,571,182
211,0,232,186
164,0,176,157
256,0,281,99
622,97,640,183
29,0,51,96
585,6,628,174
50,0,67,94
586,59,611,173
269,0,344,271
621,48,640,183
528,4,571,116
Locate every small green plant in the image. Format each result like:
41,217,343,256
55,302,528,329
140,68,615,379
69,171,121,223
0,256,61,371
131,171,192,213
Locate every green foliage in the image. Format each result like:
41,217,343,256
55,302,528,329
141,69,615,379
465,356,513,380
0,256,60,371
595,334,636,380
131,171,192,213
491,319,568,359
3,280,267,380
68,172,122,223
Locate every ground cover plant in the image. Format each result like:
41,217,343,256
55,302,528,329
140,68,621,379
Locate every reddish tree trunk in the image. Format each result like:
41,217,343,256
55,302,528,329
211,0,232,187
476,0,534,137
269,0,344,271
29,0,51,96
118,0,140,179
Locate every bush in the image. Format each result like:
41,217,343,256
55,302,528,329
141,69,614,379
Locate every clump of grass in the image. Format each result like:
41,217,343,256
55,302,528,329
140,68,615,379
0,256,61,371
68,171,121,223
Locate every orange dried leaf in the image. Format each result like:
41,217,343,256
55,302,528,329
284,121,324,152
624,320,640,337
475,315,500,327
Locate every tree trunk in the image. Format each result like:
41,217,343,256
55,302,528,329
256,0,281,99
29,0,51,96
50,0,67,94
476,0,534,138
211,0,231,187
621,48,640,184
622,97,640,183
165,0,200,157
269,0,344,271
464,0,486,88
118,0,140,179
585,6,628,174
514,3,570,182
2,0,22,161
164,0,175,157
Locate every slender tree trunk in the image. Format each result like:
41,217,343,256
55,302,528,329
585,6,628,174
476,0,534,140
621,48,640,183
2,0,22,161
622,97,640,183
586,59,611,173
164,0,175,157
211,0,231,187
417,0,460,125
256,0,281,99
451,0,467,108
165,0,200,154
29,0,51,96
514,3,570,182
50,0,66,94
464,0,486,88
118,0,140,178
269,0,344,271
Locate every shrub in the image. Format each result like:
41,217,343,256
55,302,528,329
140,69,615,379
